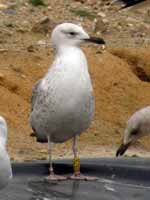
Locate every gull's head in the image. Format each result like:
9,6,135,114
116,126,142,157
51,23,105,49
0,116,7,146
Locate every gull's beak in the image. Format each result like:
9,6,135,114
116,142,132,157
84,37,106,45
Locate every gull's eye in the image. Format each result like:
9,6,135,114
131,128,138,136
69,32,77,36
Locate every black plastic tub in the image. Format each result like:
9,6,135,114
0,158,150,200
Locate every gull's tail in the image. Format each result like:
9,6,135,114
30,127,48,143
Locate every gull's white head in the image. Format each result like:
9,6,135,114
51,23,105,50
0,116,7,146
116,126,145,157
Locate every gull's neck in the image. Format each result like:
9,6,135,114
45,44,90,84
55,45,82,56
51,45,88,72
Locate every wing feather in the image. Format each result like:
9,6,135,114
31,79,42,111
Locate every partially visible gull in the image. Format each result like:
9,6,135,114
111,0,146,8
116,106,150,156
0,116,12,189
30,23,105,180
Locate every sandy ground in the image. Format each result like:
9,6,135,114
1,47,150,162
0,0,150,161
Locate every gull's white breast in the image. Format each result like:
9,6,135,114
30,47,95,143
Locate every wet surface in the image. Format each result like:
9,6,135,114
1,176,150,200
0,158,150,200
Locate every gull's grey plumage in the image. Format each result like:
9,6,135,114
0,116,12,189
31,79,42,112
30,50,94,143
30,23,105,180
116,106,150,156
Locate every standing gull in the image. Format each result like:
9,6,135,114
116,106,150,156
0,116,12,189
30,23,105,180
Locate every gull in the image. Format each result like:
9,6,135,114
116,106,150,156
30,23,105,180
0,116,12,189
111,0,146,8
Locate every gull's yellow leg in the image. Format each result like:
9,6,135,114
70,136,98,181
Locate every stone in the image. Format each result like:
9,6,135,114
0,4,8,10
27,45,35,52
32,17,55,34
73,0,86,3
0,73,5,80
97,12,106,18
87,0,97,6
94,17,108,33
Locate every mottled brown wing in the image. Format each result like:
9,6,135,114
31,79,41,111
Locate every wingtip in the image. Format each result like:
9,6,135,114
112,0,146,10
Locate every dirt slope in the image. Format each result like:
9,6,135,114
1,47,150,161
